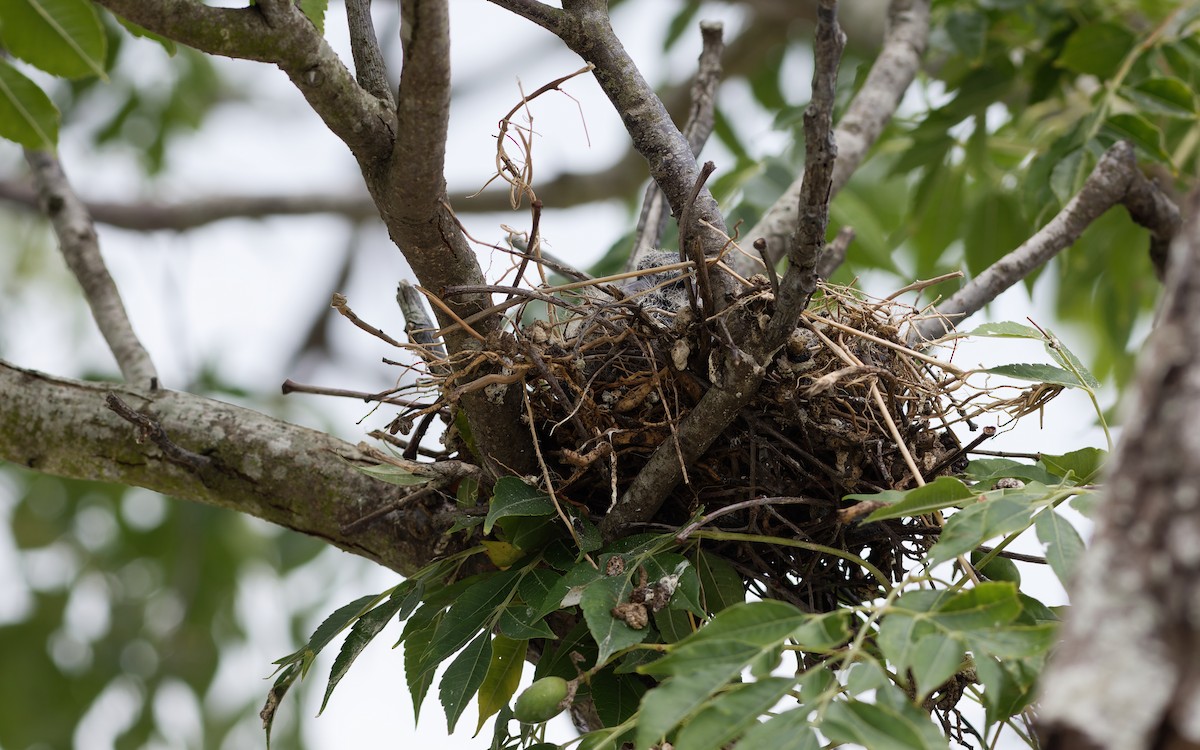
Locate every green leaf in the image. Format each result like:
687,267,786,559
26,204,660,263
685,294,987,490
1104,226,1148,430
929,498,1033,564
0,0,106,78
1124,77,1196,117
1040,447,1105,483
863,477,975,522
591,669,647,727
909,634,964,702
1057,23,1134,78
945,11,987,61
932,582,1022,632
878,613,931,676
497,576,557,641
964,189,1026,277
355,463,432,486
966,458,1058,486
1043,335,1101,390
280,593,380,672
983,362,1087,389
672,600,808,649
320,589,412,713
975,655,1039,725
261,663,301,749
404,611,442,720
1050,148,1096,205
1035,509,1085,586
654,608,693,644
695,550,745,613
634,669,732,750
0,58,59,149
963,321,1044,339
737,709,819,750
475,637,525,734
580,575,648,667
485,477,556,534
114,17,177,55
641,601,809,679
418,571,519,686
439,631,493,733
791,610,853,651
967,623,1057,659
1102,114,1170,162
298,0,327,32
673,678,797,750
846,660,890,696
662,0,701,50
822,691,949,750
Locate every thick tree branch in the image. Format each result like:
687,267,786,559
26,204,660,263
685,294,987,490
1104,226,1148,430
373,0,534,477
0,361,473,577
94,0,395,162
98,0,534,477
1038,189,1200,749
736,0,930,275
629,20,724,270
911,141,1180,343
25,150,158,387
600,2,844,540
346,0,395,105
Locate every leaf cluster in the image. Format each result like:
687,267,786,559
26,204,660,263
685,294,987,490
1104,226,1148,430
277,437,1100,750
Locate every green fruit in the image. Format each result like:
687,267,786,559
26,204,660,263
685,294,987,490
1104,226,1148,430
514,676,570,723
971,550,1021,584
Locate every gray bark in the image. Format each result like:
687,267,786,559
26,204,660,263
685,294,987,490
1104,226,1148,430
1038,189,1200,749
0,360,467,576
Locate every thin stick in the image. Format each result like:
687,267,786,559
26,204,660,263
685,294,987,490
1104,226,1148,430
416,287,487,343
105,393,211,472
331,293,405,347
675,495,819,542
281,379,437,408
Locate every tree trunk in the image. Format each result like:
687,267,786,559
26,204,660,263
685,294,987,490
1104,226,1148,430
1038,189,1200,749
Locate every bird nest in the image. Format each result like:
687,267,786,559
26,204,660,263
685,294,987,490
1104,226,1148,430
378,255,1056,613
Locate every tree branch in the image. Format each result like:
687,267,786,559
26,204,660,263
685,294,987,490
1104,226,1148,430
484,0,567,36
911,141,1180,343
375,0,534,477
600,2,844,540
629,20,724,270
0,149,649,231
765,0,843,345
25,150,158,387
1038,188,1200,749
0,360,472,577
736,0,930,275
94,0,396,162
346,0,396,105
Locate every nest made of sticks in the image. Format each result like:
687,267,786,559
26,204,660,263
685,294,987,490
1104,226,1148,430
379,253,1056,613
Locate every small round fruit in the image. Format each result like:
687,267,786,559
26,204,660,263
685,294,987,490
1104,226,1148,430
971,550,1021,584
514,676,570,723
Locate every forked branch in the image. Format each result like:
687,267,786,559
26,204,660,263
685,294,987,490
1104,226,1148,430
600,1,845,540
94,0,395,162
736,0,931,275
912,141,1181,343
